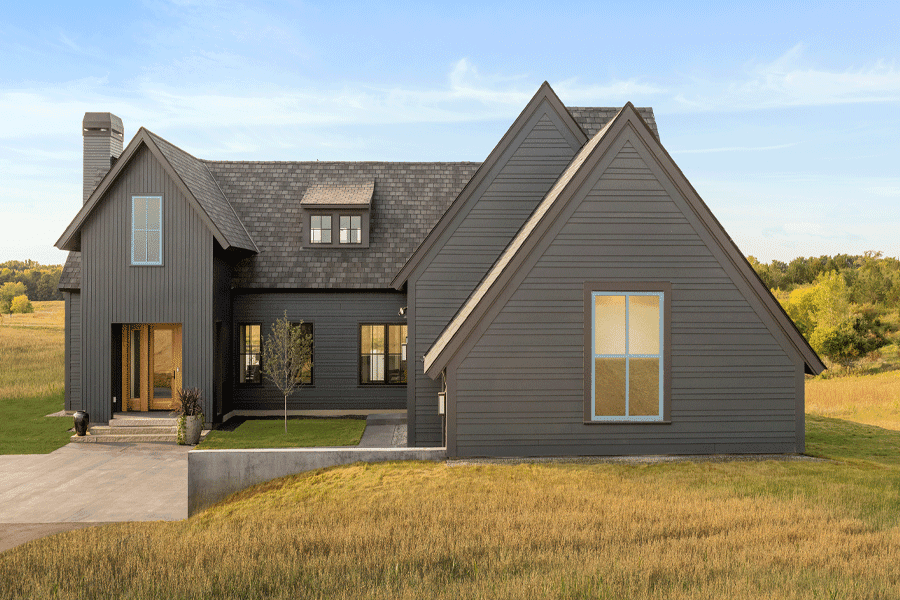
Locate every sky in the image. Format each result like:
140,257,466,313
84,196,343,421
1,0,898,266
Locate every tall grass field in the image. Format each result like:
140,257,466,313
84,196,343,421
0,301,70,453
0,302,898,597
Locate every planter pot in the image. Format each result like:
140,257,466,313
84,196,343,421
73,411,89,436
179,415,203,445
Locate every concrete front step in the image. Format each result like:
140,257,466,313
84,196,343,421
108,417,178,427
71,433,178,443
89,425,177,435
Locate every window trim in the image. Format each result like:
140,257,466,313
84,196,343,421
131,195,163,266
583,282,672,424
301,209,370,248
358,322,408,386
237,323,263,386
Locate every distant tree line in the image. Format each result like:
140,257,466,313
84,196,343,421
748,252,899,369
0,260,63,304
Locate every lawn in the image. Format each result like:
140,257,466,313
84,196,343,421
0,301,71,454
1,415,898,599
197,417,366,449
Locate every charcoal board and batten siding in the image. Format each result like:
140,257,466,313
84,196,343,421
64,291,82,411
409,104,584,446
79,145,215,424
231,291,406,411
449,133,804,456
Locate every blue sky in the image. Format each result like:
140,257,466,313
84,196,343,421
1,0,898,265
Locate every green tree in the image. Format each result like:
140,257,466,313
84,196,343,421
262,312,314,433
10,295,33,314
0,282,26,314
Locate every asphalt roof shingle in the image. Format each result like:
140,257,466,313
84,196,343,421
148,131,257,252
205,161,480,289
569,107,659,140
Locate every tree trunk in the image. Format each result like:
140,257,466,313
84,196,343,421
284,393,288,434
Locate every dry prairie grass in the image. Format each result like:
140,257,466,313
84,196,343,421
1,300,64,328
806,370,900,431
0,302,64,401
2,455,899,599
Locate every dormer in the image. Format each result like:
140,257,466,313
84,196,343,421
301,179,373,249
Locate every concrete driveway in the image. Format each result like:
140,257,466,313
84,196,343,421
0,442,189,552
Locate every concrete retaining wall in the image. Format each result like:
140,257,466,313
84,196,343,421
188,447,446,516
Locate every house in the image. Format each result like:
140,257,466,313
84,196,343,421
56,83,824,457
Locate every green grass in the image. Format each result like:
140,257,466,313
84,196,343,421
0,300,69,454
0,391,72,454
196,417,366,449
2,417,899,599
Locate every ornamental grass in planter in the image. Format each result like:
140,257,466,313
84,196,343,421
172,387,204,445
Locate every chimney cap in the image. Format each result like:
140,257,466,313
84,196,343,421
83,112,124,134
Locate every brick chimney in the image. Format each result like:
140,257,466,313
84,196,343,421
82,112,124,204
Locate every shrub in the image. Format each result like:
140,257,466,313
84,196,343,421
10,295,33,314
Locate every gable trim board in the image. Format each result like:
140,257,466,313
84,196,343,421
390,82,588,290
56,128,258,254
424,102,824,382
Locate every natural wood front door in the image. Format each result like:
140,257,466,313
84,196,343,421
122,324,182,411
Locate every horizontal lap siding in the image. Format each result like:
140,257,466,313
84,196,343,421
412,110,581,445
81,146,214,423
454,141,799,456
232,291,406,411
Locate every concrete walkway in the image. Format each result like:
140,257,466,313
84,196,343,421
0,442,190,553
0,415,407,553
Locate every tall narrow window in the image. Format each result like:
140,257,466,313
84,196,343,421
591,292,664,421
293,322,314,385
360,324,407,384
310,215,331,244
132,196,162,265
340,215,362,244
239,324,262,384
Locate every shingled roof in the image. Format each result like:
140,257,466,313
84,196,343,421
569,107,658,140
206,161,479,288
146,131,258,252
58,102,658,291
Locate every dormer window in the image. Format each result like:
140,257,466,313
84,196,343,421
132,195,162,265
340,215,362,244
310,215,332,244
300,179,373,248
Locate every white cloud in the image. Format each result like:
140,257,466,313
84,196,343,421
672,44,900,112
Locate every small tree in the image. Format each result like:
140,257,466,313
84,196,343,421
0,281,26,314
10,294,33,314
262,312,313,433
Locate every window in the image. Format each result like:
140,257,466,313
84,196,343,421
360,324,407,384
294,322,314,385
239,324,261,384
340,215,362,244
586,285,669,422
310,215,332,244
132,196,162,265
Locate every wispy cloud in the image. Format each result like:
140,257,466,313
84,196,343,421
674,142,801,154
673,44,900,112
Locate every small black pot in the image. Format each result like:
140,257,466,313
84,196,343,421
74,411,89,436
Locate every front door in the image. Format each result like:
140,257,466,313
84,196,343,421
122,324,182,411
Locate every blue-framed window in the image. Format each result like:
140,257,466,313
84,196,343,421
132,196,162,265
591,291,664,421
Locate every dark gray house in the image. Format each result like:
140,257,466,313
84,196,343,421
57,83,824,456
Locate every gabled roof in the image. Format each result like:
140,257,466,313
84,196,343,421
424,103,825,378
55,128,257,253
389,82,589,289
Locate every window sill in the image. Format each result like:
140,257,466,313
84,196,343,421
583,420,672,425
